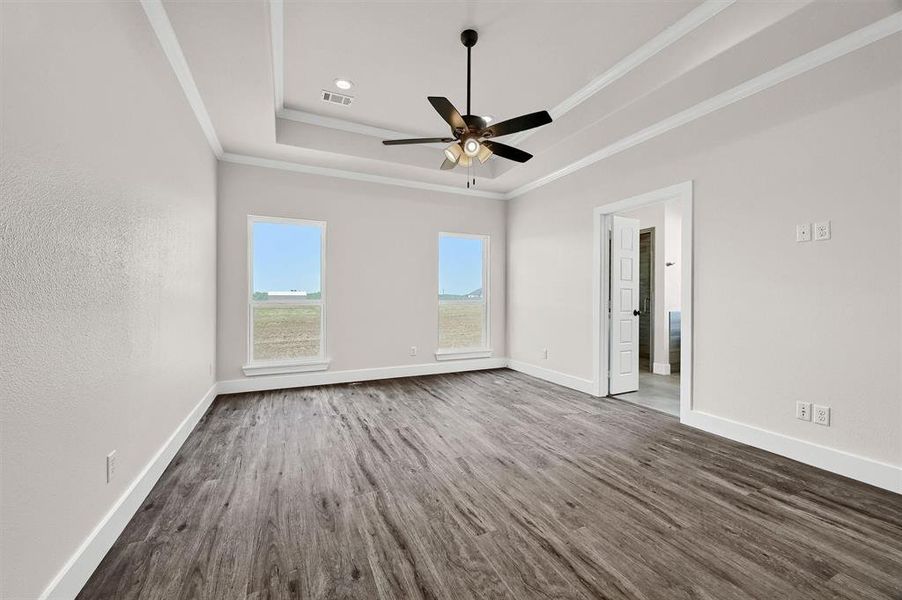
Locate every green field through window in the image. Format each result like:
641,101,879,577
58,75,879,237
253,305,321,361
439,302,484,349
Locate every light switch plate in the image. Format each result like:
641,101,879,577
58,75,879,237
106,451,117,483
814,220,831,241
796,224,811,242
796,401,811,421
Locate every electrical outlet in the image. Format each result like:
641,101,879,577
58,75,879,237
796,401,811,421
106,451,117,483
814,404,830,426
541,348,548,360
409,346,417,356
796,223,811,242
814,220,831,241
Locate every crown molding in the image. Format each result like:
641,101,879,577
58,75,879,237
507,10,902,199
221,153,507,200
505,0,735,147
140,0,223,158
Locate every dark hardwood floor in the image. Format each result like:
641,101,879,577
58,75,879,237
78,369,902,600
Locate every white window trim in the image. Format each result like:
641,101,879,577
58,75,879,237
244,215,329,376
435,232,492,359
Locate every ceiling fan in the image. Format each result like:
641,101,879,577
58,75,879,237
382,29,552,181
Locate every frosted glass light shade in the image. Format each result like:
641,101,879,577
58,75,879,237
463,137,480,157
444,143,462,163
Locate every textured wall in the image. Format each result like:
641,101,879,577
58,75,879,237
217,162,506,381
507,40,902,466
0,3,217,598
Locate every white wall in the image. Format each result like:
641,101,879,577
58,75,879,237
664,199,682,312
507,44,901,468
217,162,506,381
0,3,217,598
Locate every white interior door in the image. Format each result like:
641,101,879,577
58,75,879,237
610,215,640,394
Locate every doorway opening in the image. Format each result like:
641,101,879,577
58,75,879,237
592,182,693,420
638,228,654,373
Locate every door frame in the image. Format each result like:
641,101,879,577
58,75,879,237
592,181,694,421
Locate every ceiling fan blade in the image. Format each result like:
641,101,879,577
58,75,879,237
382,137,455,145
428,97,467,132
482,110,552,138
482,140,532,163
440,157,457,170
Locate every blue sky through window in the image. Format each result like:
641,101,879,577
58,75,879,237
253,221,322,294
439,235,483,297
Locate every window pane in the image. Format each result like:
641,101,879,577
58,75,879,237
252,221,322,300
253,305,321,361
438,234,486,350
438,236,483,299
439,302,485,349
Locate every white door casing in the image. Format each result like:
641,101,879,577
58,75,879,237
610,215,640,394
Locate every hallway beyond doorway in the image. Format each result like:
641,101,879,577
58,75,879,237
612,371,680,416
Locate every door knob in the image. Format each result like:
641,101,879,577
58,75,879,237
633,309,641,316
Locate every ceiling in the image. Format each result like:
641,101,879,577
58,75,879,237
282,2,700,137
159,0,902,198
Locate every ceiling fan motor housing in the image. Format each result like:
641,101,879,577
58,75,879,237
462,114,487,133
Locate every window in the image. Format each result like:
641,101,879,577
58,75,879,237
437,233,490,357
246,216,327,374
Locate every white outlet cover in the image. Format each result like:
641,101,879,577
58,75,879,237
796,401,811,421
814,404,830,426
814,220,831,241
409,346,417,356
796,223,811,242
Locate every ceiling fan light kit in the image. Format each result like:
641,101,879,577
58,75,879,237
382,28,553,186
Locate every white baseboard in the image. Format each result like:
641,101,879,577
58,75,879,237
506,359,596,395
682,410,901,494
39,383,218,600
652,362,671,375
217,357,508,395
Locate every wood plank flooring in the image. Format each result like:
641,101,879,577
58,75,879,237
78,369,902,600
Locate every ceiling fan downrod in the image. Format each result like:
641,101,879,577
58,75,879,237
461,29,477,116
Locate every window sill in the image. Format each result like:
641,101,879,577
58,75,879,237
242,360,330,377
434,349,493,361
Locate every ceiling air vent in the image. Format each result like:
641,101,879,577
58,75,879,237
321,90,353,106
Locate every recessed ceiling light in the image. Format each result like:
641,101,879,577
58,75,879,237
334,78,353,90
